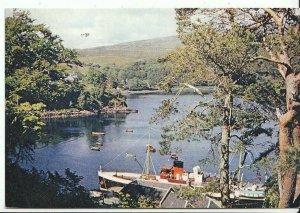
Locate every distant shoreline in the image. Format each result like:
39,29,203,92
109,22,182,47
40,107,138,119
41,87,213,119
121,89,164,96
121,86,214,96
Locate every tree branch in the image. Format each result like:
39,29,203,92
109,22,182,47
263,8,283,33
251,142,278,164
279,109,298,127
230,134,243,142
250,56,293,72
182,83,203,95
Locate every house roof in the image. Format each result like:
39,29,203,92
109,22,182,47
120,182,166,206
187,195,220,208
160,188,188,208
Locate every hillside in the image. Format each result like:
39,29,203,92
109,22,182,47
77,36,181,66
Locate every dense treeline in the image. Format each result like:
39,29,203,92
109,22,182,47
84,59,171,91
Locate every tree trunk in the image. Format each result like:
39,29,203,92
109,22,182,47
292,119,300,206
278,73,300,208
278,125,297,208
237,145,244,189
220,125,230,208
220,92,233,208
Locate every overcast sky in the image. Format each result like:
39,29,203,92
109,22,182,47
5,9,178,49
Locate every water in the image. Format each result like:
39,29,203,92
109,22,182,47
24,94,274,189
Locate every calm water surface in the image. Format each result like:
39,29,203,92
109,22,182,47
25,94,272,189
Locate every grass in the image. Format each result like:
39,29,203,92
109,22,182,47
77,36,181,66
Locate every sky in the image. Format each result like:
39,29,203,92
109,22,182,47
5,9,178,49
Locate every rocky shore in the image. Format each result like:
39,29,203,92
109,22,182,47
41,107,138,119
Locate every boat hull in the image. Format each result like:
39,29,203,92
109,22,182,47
98,170,192,190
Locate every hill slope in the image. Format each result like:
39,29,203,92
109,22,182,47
77,36,181,65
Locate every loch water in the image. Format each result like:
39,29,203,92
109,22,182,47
24,94,273,189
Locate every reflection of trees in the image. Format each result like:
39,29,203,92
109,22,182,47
39,114,127,145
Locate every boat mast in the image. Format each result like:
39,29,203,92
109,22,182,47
145,144,151,177
143,128,152,178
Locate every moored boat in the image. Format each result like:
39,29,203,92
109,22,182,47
98,145,209,191
125,152,136,157
170,153,178,160
92,131,105,136
91,146,101,151
96,141,103,146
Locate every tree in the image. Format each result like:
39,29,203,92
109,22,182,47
152,9,287,208
169,8,299,208
6,100,45,164
6,164,96,208
5,10,81,76
78,67,126,111
5,10,82,110
77,69,106,110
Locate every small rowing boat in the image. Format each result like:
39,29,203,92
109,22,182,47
96,141,103,146
92,131,105,136
90,146,101,151
170,153,178,160
125,152,136,158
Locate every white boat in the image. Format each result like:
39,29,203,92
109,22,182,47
92,131,105,136
125,152,136,158
98,145,211,191
96,141,103,146
91,146,101,151
170,153,178,160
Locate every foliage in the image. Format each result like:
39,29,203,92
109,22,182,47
5,99,45,163
117,193,138,208
137,196,155,208
263,175,280,208
5,10,82,110
152,20,277,163
6,163,97,208
278,144,300,175
77,67,126,111
174,181,220,207
112,59,170,90
117,193,155,208
5,10,80,76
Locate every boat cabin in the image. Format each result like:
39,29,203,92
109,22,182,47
160,160,186,184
